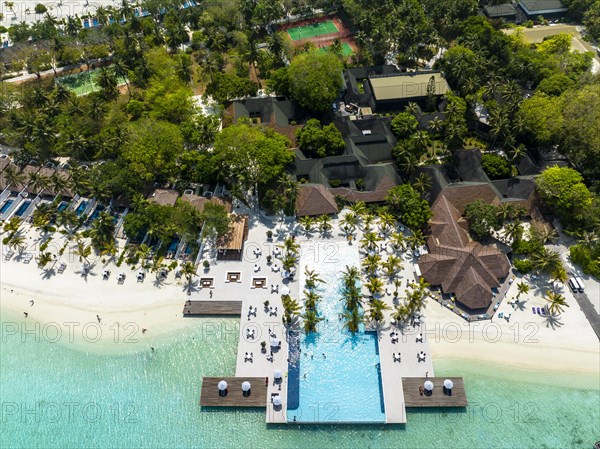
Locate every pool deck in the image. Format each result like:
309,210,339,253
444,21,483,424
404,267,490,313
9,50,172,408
200,377,268,407
402,377,467,407
193,208,464,425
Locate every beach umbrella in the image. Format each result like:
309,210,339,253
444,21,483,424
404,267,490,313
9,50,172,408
282,270,290,279
218,380,228,391
270,338,279,347
242,381,251,392
272,395,282,406
424,380,434,391
274,369,283,379
443,379,454,390
281,286,290,295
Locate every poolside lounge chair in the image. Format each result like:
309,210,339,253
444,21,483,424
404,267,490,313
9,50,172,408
118,273,126,284
4,250,14,261
57,262,67,273
532,307,536,314
540,308,546,316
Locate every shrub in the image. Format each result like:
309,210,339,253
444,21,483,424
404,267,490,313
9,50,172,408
481,153,512,180
513,258,534,274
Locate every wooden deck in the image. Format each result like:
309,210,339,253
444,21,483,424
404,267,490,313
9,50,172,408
183,300,242,316
200,377,268,407
402,377,467,407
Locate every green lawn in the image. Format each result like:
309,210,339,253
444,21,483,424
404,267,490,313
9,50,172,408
318,42,354,57
57,69,127,96
286,20,338,40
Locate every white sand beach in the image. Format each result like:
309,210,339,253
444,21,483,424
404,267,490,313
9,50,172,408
1,211,599,376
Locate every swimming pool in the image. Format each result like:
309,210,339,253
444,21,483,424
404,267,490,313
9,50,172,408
0,199,14,214
57,201,68,212
75,201,88,216
88,205,104,221
287,241,385,424
14,201,31,217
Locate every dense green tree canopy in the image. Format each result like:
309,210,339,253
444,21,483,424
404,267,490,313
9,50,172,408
296,119,345,158
212,124,292,193
463,199,501,240
391,112,419,139
385,184,432,231
518,93,564,147
287,52,343,114
481,153,512,180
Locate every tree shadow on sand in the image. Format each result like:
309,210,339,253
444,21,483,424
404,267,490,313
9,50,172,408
544,313,564,330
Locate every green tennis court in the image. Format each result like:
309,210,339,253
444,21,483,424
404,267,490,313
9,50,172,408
287,20,338,40
57,69,127,96
318,42,354,57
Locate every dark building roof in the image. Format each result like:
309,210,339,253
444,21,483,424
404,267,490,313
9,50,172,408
418,190,510,310
335,116,396,164
454,149,489,183
483,3,516,17
330,165,401,203
518,0,567,13
515,154,540,176
295,184,339,217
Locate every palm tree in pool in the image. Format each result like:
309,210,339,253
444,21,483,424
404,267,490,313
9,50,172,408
544,290,569,315
304,266,323,289
317,214,333,235
342,307,364,334
516,281,529,299
367,298,389,323
181,261,197,293
302,308,323,333
298,216,315,235
282,294,301,325
37,251,54,269
303,290,321,310
342,265,361,288
364,277,384,297
382,255,403,279
378,212,396,236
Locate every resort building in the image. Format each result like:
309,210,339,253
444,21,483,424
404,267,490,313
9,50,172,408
181,192,233,214
418,187,511,312
295,184,339,217
482,3,517,22
343,66,450,112
148,188,179,207
216,214,249,260
517,0,568,21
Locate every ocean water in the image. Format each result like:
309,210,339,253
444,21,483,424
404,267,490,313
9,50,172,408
0,308,599,449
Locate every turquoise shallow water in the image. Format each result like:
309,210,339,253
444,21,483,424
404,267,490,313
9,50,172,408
288,243,385,423
0,307,599,449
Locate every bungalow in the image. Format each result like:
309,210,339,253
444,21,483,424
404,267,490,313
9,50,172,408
216,214,249,261
482,3,517,22
295,184,339,217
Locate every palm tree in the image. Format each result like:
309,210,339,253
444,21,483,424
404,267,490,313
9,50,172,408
74,239,92,263
364,277,384,296
362,253,381,277
3,166,25,190
304,266,323,289
390,231,406,252
3,216,22,234
382,255,403,278
532,225,558,244
37,251,54,269
150,255,166,276
318,214,333,235
516,281,529,299
4,232,25,252
136,244,152,268
301,308,323,333
367,298,389,323
32,207,55,235
427,117,444,136
378,212,396,236
298,216,315,234
413,173,432,196
89,211,116,253
348,201,367,216
391,304,409,323
340,212,358,233
281,237,300,255
544,290,569,315
342,307,364,334
56,209,78,234
282,294,301,325
504,221,524,243
48,172,70,197
303,290,321,310
360,231,381,252
181,261,196,293
530,248,562,276
28,172,50,195
406,230,426,251
282,253,297,272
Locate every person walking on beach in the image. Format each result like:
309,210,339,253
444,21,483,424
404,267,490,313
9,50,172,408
30,300,34,306
23,312,28,318
96,315,101,323
209,290,213,298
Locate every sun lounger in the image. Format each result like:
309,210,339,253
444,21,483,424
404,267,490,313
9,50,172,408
536,307,542,314
540,308,546,316
532,307,536,314
4,250,14,261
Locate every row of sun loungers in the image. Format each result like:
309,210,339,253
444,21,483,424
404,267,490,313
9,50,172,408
532,307,547,316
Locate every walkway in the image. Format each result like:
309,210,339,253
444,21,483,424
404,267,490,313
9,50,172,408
571,291,600,340
200,377,268,407
402,377,467,407
183,300,242,316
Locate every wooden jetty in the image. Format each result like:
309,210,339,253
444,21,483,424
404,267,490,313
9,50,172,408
200,377,268,407
183,301,242,316
402,377,467,407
